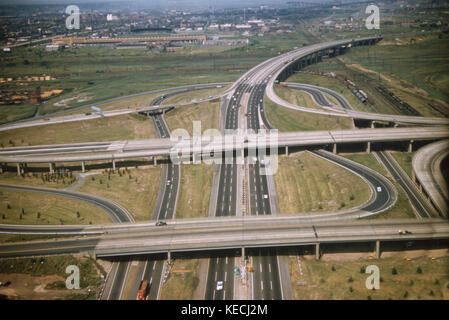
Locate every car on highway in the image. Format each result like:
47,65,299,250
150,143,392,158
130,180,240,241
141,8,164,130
166,180,171,186
156,221,167,226
376,186,382,192
216,281,224,291
398,230,412,235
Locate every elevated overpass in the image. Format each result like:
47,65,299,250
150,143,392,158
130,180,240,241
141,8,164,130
0,218,448,259
1,127,447,170
412,139,449,218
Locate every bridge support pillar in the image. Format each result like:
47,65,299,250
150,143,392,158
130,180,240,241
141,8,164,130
112,160,116,170
285,146,289,156
408,140,414,153
333,144,337,154
375,240,381,259
192,153,200,164
366,142,371,154
315,243,320,260
242,247,245,260
167,250,171,264
153,157,157,166
81,161,85,173
17,163,21,176
49,163,54,174
370,121,375,128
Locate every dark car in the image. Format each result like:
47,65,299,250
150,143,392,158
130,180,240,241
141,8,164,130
155,221,167,226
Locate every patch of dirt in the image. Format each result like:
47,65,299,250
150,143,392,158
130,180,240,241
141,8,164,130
0,273,88,300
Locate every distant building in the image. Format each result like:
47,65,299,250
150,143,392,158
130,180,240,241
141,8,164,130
45,44,61,52
3,47,11,53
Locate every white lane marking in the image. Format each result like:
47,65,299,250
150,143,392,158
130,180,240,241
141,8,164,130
261,281,264,291
225,271,227,282
153,261,156,270
270,281,273,290
269,264,272,273
215,272,217,281
260,263,263,273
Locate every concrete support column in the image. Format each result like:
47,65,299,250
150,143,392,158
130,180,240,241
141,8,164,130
112,160,116,170
285,146,289,156
375,240,381,259
242,247,245,261
49,163,54,174
153,156,157,166
167,250,171,264
17,163,21,176
315,243,320,260
333,144,337,154
81,161,85,173
366,142,371,154
370,121,375,128
192,153,200,164
408,140,414,153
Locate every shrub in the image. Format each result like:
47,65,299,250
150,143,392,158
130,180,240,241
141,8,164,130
392,268,397,275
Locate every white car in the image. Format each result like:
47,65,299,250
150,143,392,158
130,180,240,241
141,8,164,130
216,281,223,291
376,186,382,192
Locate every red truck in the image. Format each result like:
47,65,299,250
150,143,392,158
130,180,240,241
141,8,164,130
137,280,149,300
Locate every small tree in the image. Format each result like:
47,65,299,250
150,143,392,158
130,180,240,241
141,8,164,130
416,266,422,274
76,211,80,218
6,204,11,209
360,266,366,274
403,291,408,298
348,276,353,283
331,265,336,272
37,212,40,219
392,268,398,275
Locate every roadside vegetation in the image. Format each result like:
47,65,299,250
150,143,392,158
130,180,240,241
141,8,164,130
175,163,213,219
78,166,161,222
264,93,353,132
160,258,201,300
0,171,76,188
0,188,111,225
274,151,370,214
0,254,105,300
288,255,449,300
0,114,157,147
343,154,416,219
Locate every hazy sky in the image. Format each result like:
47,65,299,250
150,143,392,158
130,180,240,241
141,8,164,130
0,0,286,6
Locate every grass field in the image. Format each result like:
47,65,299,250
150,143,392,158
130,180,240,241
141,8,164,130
175,163,213,219
343,153,416,219
274,85,322,110
165,100,220,136
289,254,449,300
273,151,371,214
264,93,353,132
159,259,201,300
0,171,75,188
0,114,156,147
0,188,111,225
77,167,161,222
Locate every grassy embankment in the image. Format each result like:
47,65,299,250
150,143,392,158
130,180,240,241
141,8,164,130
274,152,371,214
264,92,353,132
77,167,161,222
289,255,449,300
0,188,111,225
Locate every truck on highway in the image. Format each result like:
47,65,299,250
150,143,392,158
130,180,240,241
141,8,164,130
137,280,149,300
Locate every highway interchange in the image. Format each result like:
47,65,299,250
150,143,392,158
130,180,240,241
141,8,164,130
0,35,448,300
